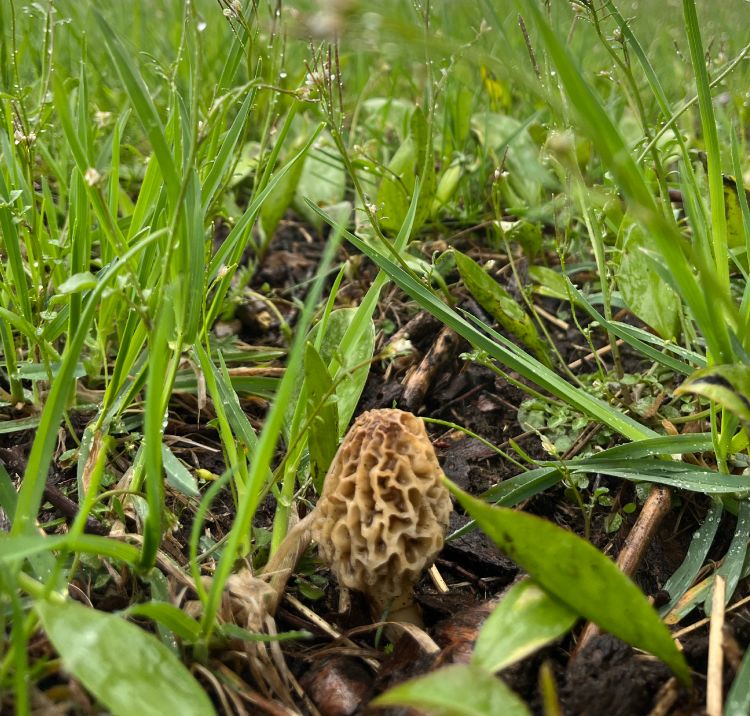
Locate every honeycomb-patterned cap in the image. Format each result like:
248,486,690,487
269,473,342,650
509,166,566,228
311,409,452,609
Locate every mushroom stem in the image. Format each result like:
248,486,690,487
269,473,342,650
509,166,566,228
379,597,424,629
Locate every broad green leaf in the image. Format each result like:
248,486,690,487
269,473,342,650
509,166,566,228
36,600,215,716
376,106,433,233
372,663,530,716
432,162,464,214
161,445,200,498
377,134,417,233
260,139,308,239
448,81,474,149
304,342,339,492
617,223,679,339
473,579,577,673
294,141,346,229
529,265,578,302
220,624,312,643
229,140,260,186
447,481,690,684
57,272,97,295
454,250,551,367
471,112,549,206
360,97,413,138
123,601,202,643
503,220,543,259
675,364,750,422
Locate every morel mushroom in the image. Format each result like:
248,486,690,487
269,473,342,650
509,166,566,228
311,408,452,625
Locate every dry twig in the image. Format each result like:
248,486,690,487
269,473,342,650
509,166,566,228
401,326,461,411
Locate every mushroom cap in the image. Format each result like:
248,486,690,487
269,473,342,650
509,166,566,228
311,409,452,608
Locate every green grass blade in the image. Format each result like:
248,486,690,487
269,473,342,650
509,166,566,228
567,458,750,494
0,462,18,525
0,534,140,566
122,602,202,643
586,434,714,460
201,86,256,211
11,234,157,537
140,292,176,569
567,281,697,375
681,0,728,291
200,207,343,637
661,501,722,615
0,171,32,322
207,122,324,279
705,499,750,608
177,168,204,344
92,9,180,204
